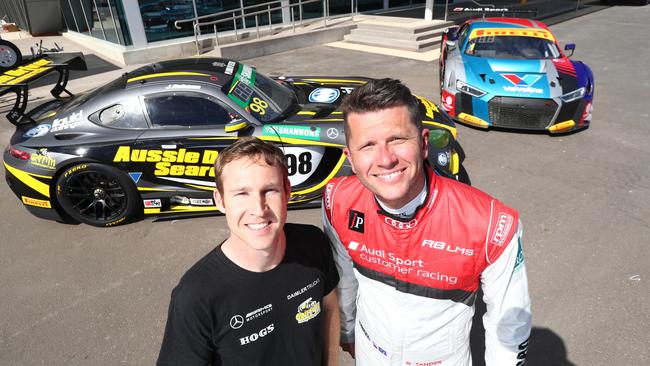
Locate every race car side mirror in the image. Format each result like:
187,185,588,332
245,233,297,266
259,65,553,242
564,43,575,57
224,119,249,133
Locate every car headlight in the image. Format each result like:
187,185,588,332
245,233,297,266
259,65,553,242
456,80,486,98
560,87,585,102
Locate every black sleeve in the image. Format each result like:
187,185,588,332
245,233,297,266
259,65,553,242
157,284,215,366
285,223,340,295
312,225,340,295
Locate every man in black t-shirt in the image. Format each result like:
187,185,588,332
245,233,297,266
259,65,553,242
157,138,340,366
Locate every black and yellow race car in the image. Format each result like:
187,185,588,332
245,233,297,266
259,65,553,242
3,57,465,227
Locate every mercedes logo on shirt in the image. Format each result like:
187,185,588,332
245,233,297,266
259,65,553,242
230,315,244,329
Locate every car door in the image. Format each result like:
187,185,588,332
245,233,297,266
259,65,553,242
133,82,252,199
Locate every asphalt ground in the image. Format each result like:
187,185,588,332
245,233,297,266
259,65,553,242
1,4,649,365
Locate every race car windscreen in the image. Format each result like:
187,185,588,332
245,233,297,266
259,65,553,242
466,35,561,59
223,65,296,123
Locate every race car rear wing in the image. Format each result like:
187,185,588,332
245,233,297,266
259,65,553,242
0,52,87,125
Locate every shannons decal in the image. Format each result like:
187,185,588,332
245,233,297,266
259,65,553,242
295,297,321,324
263,125,321,141
0,58,52,85
113,146,219,177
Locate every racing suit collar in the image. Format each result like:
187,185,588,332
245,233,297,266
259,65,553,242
374,167,433,221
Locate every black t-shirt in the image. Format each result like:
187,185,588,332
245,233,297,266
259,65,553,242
157,223,339,366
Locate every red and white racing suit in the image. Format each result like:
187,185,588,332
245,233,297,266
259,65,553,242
322,168,531,366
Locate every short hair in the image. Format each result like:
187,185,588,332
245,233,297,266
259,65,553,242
214,137,289,194
341,78,422,142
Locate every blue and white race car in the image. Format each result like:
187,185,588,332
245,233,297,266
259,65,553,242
439,17,594,133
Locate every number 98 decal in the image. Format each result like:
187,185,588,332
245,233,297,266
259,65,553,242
249,97,268,115
280,147,325,186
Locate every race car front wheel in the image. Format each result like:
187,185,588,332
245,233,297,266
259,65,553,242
0,40,22,70
55,163,142,227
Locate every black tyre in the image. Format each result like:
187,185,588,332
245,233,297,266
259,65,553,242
0,40,22,70
55,163,142,227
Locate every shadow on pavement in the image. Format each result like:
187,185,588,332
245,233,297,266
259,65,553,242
470,291,577,365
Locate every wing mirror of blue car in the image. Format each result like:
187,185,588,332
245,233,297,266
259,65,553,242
564,43,575,57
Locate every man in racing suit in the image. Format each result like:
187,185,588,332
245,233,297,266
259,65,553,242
322,78,531,365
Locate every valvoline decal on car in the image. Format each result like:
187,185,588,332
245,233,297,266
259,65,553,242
463,58,550,98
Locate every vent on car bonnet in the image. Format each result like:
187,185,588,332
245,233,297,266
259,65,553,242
488,97,558,129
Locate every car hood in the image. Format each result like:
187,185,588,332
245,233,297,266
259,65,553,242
281,75,455,131
463,57,555,98
279,76,370,123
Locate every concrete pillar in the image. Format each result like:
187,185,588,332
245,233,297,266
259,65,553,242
121,0,148,46
281,0,291,25
424,0,434,20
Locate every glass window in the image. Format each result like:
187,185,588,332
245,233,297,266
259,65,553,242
198,0,243,34
222,65,296,123
61,0,132,45
357,0,382,12
144,93,233,128
96,101,149,129
241,0,282,28
139,0,196,42
457,24,469,50
109,0,132,45
289,0,323,20
466,35,561,60
330,0,358,16
88,0,106,40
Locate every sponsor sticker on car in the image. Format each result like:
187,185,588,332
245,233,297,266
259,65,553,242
228,64,256,108
23,124,51,138
263,125,320,141
308,88,340,103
